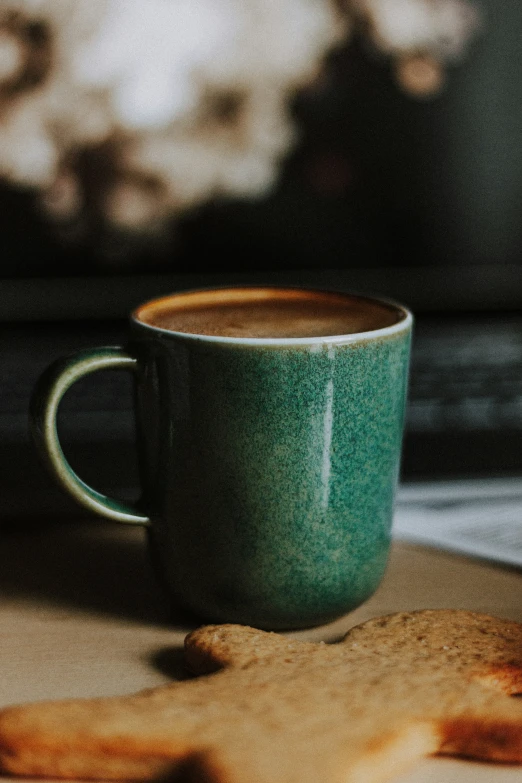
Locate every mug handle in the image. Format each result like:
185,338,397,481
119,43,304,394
29,347,150,526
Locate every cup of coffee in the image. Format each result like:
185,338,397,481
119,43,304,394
30,287,412,629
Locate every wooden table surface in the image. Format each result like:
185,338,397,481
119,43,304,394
0,516,520,783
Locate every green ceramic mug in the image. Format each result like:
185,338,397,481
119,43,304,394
30,287,412,629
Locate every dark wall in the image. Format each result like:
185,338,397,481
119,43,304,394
1,0,520,279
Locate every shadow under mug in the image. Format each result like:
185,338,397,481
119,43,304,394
30,287,412,630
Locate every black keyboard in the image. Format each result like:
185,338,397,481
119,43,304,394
403,313,522,479
408,314,522,433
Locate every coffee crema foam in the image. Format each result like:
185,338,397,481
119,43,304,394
136,289,403,339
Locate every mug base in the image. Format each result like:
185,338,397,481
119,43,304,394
166,596,372,632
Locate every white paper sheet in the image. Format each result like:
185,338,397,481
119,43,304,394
394,478,522,568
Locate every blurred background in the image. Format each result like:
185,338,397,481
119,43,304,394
1,0,521,522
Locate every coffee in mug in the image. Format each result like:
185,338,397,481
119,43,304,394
140,287,401,338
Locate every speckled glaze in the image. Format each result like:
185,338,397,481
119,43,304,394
30,288,412,630
130,291,412,629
